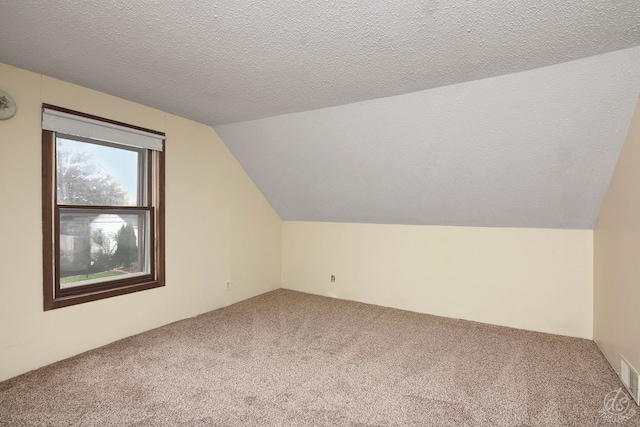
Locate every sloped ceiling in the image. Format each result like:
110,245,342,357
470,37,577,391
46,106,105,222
1,1,639,228
218,47,640,228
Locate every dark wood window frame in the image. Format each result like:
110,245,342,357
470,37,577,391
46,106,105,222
42,104,165,310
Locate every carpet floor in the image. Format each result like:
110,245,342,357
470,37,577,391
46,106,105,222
1,289,638,426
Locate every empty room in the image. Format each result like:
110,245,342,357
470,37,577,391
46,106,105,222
1,1,640,426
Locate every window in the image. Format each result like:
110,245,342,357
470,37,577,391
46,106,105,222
42,105,165,310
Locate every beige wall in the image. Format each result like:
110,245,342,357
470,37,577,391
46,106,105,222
594,97,640,376
0,63,282,381
282,221,593,338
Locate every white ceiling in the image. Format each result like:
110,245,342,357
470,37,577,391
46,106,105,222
218,46,640,228
1,1,639,228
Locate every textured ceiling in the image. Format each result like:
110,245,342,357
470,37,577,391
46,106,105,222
0,1,639,125
1,1,639,228
217,46,640,229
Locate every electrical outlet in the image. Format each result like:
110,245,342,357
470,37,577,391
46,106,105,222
331,275,335,283
225,280,231,291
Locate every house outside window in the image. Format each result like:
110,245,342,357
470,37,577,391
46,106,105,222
42,105,165,310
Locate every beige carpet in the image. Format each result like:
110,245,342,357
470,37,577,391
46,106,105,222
1,289,638,426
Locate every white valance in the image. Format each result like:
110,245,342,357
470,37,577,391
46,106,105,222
42,108,165,151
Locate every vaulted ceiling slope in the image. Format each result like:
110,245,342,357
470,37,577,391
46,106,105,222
1,2,639,228
217,46,640,229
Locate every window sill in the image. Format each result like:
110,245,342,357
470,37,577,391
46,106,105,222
44,280,164,311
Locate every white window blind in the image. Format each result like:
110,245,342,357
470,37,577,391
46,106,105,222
42,108,165,151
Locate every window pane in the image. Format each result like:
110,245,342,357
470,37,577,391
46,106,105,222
59,211,149,289
56,137,142,206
